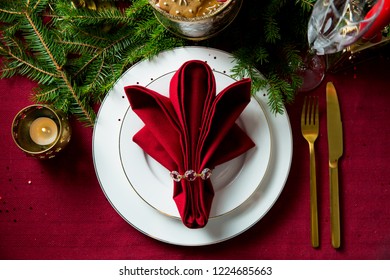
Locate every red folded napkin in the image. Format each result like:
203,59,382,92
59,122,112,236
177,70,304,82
124,60,255,228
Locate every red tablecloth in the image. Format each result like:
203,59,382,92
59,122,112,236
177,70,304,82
1,50,389,260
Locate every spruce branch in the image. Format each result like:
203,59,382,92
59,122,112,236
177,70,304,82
1,0,316,124
0,45,61,80
26,8,96,125
296,0,316,12
266,73,288,115
1,0,96,125
228,1,310,114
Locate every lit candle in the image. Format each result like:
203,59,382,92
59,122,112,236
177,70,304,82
362,0,390,40
29,117,58,146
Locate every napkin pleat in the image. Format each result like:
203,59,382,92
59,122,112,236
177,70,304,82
170,62,215,171
175,179,213,228
197,79,253,169
125,60,255,229
206,125,254,168
132,127,177,171
125,86,183,169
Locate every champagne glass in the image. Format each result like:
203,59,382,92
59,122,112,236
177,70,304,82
308,0,385,55
298,0,384,91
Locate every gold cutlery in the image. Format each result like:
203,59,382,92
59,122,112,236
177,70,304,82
301,96,320,248
326,82,343,249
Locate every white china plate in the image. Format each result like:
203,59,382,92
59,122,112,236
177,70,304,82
119,70,271,218
93,47,292,246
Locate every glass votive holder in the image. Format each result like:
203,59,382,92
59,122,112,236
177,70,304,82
11,105,72,159
149,0,243,40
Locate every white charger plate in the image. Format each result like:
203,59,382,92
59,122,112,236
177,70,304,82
93,47,292,245
119,70,271,218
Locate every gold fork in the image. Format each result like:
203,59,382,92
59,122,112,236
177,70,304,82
301,96,320,248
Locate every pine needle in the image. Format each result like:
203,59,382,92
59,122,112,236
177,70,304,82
0,0,314,124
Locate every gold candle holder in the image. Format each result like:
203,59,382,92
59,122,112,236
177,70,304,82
149,0,243,40
11,105,72,159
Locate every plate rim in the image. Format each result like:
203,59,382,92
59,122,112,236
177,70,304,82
92,46,293,246
117,70,272,219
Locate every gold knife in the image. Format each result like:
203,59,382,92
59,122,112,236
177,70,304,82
326,82,343,249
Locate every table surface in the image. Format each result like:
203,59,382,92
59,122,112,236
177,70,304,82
1,48,390,260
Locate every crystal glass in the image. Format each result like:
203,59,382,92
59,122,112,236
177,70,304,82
308,0,385,55
297,51,327,92
298,0,384,92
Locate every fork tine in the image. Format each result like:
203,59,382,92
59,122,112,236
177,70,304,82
307,97,312,125
310,97,315,125
302,96,319,126
301,96,307,126
309,97,316,125
309,96,319,126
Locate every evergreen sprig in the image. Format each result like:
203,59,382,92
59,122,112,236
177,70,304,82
0,0,185,126
225,1,311,114
1,0,97,125
1,0,314,124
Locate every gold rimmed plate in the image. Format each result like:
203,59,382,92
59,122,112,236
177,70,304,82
92,47,292,245
119,69,271,219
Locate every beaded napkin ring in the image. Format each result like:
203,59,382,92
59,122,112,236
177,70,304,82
170,168,212,182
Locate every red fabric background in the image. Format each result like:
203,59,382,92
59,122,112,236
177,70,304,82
1,50,389,260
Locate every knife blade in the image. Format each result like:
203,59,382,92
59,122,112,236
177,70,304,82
326,82,343,249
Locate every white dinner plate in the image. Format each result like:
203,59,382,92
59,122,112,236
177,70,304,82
93,47,292,246
118,70,271,218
